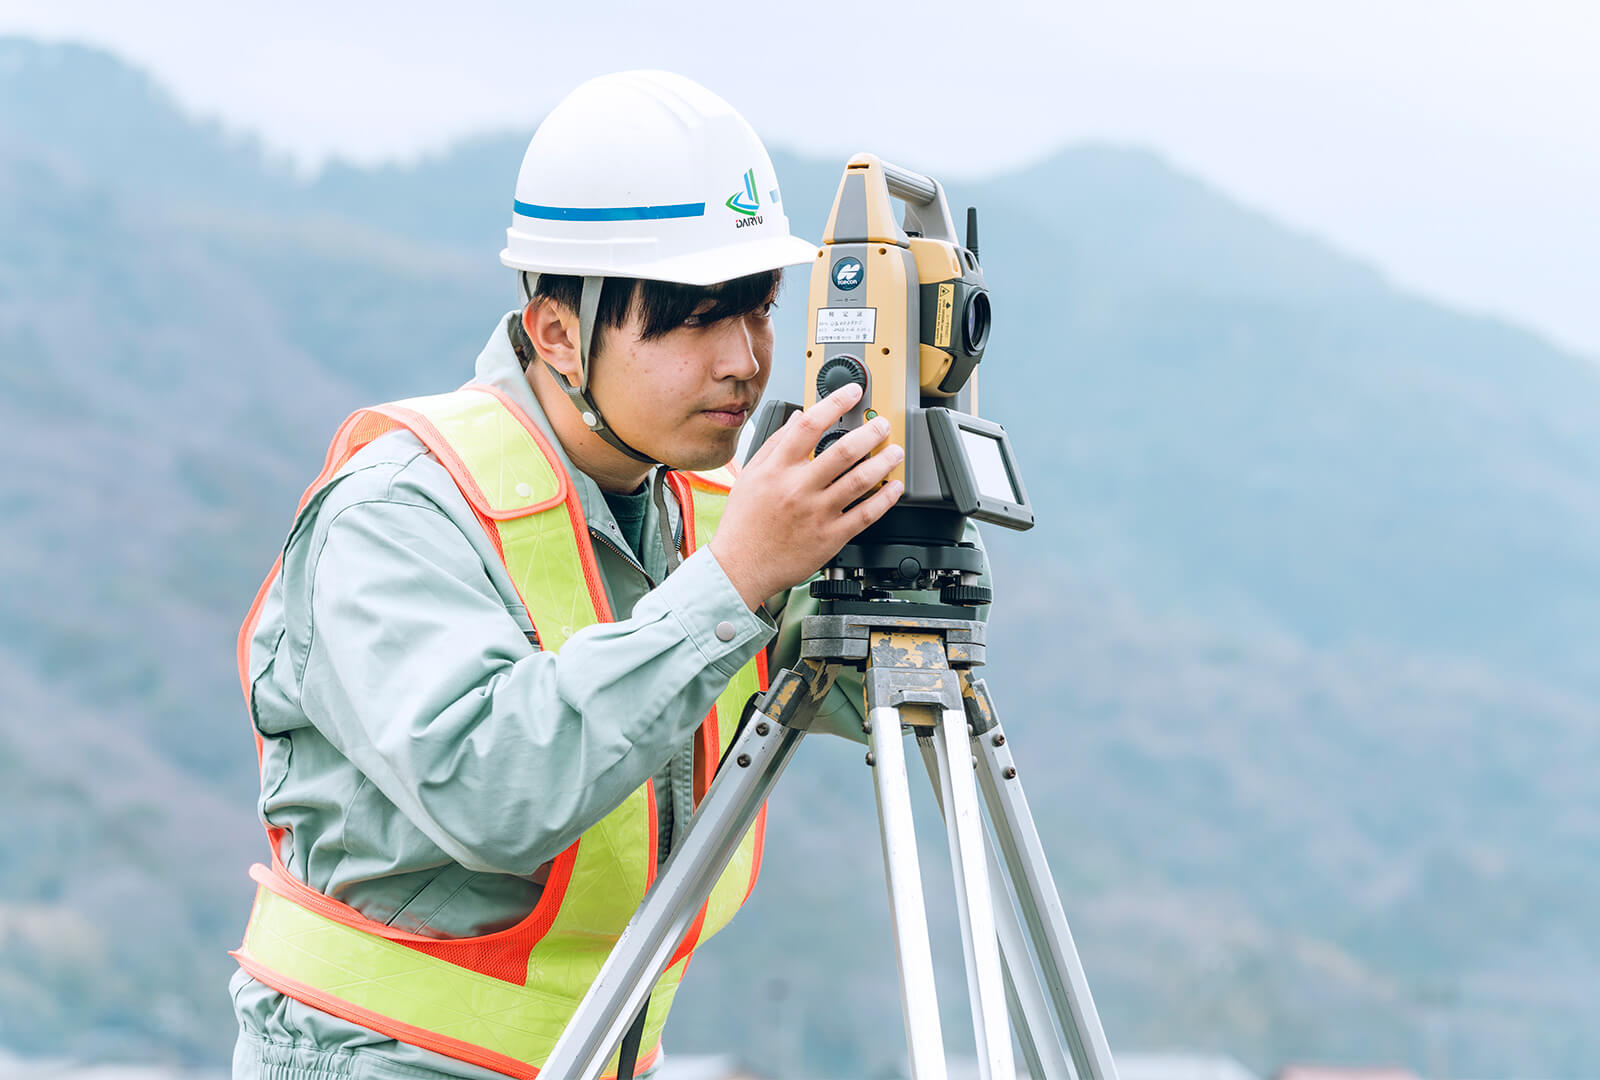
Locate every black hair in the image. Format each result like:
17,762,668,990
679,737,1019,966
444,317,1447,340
518,268,781,369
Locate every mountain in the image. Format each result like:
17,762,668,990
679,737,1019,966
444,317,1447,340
2,37,1597,1076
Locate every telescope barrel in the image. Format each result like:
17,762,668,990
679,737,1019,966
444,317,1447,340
881,161,938,206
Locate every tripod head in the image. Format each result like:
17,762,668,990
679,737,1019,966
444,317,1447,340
748,154,1033,607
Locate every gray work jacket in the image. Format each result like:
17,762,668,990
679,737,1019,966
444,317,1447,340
229,314,892,1080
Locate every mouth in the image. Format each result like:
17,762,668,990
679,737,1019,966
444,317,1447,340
700,404,752,429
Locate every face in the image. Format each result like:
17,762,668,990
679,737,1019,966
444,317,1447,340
587,293,776,471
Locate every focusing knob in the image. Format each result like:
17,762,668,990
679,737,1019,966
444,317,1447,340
816,356,868,399
810,576,864,601
940,583,993,606
814,428,847,457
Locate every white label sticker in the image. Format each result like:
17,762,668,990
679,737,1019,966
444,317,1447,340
815,307,877,344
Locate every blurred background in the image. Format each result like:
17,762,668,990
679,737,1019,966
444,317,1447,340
1,2,1597,1078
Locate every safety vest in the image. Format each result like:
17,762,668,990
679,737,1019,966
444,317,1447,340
231,384,769,1079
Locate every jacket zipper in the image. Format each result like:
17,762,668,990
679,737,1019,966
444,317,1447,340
588,528,656,587
586,522,685,869
585,479,685,586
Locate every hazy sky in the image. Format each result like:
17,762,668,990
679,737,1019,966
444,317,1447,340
6,0,1598,356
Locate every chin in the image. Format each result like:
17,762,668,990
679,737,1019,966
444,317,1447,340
666,441,738,473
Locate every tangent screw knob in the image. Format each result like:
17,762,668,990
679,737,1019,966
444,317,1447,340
816,355,868,398
811,576,863,601
813,428,848,458
941,583,993,606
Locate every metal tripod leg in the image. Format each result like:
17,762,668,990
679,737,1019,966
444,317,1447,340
916,737,1073,1080
539,661,834,1080
929,707,1015,1080
866,699,948,1080
963,675,1121,1080
862,625,1013,1080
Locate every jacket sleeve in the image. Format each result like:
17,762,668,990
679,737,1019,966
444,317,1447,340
287,479,774,878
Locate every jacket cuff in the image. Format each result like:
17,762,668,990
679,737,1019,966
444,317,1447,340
658,547,776,677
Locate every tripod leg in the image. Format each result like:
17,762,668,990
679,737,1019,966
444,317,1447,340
927,710,1016,1080
540,664,825,1080
917,739,1073,1080
867,702,950,1080
965,676,1121,1080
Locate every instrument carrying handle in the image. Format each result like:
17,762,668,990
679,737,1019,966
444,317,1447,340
881,161,938,206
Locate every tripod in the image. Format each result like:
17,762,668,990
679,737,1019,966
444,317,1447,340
539,601,1120,1080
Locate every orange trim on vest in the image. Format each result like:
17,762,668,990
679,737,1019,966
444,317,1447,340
744,803,769,906
666,472,697,554
693,715,717,808
230,949,660,1080
741,648,771,905
246,848,579,986
681,467,736,495
373,389,566,522
667,904,709,969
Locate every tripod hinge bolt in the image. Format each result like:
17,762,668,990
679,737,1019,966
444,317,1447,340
967,722,976,737
737,754,752,768
755,722,770,737
861,719,872,734
865,752,876,767
1003,766,1017,780
992,733,1005,746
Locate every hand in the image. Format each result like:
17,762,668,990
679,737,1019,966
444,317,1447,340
710,383,904,610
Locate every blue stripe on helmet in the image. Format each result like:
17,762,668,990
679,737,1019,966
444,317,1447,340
513,199,706,221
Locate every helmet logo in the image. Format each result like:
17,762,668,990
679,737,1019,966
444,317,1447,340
727,168,762,225
832,257,864,291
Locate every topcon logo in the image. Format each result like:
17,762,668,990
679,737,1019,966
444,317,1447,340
832,257,864,290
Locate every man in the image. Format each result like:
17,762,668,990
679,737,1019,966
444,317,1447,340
229,71,908,1080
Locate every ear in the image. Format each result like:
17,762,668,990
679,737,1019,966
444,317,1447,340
522,298,582,384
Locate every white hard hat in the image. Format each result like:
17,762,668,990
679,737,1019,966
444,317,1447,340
501,70,818,286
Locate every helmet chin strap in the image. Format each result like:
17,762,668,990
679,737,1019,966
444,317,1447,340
521,272,658,466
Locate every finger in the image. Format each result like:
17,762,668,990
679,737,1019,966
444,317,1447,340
826,442,904,509
839,478,905,537
744,408,801,470
775,383,864,463
812,416,891,480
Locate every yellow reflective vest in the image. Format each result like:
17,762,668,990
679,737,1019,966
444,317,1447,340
233,385,767,1079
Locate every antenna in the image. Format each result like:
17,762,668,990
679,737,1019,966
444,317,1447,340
966,206,980,263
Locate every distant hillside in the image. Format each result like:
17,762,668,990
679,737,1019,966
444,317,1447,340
2,37,1597,1076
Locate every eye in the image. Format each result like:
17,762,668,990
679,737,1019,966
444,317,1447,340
683,301,720,328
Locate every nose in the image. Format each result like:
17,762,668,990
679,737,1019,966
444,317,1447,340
711,316,761,381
